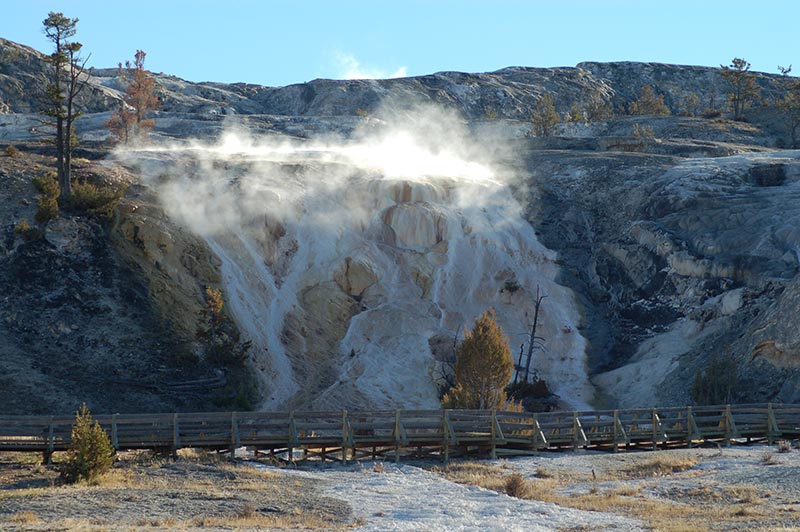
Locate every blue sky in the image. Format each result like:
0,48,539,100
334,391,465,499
3,1,798,86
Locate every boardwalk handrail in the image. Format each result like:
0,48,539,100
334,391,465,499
1,403,798,463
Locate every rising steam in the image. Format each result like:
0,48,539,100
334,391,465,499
114,104,596,411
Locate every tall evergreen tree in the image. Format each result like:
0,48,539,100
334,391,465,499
442,309,513,410
42,11,91,199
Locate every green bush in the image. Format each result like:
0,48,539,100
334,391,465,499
5,145,19,157
60,404,115,484
32,173,60,224
68,181,125,218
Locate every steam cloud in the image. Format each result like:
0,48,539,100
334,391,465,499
113,103,595,411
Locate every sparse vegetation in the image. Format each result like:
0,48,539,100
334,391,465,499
628,85,671,116
632,122,655,139
530,93,560,137
197,287,252,369
60,403,115,484
5,144,19,157
13,218,43,241
68,179,125,218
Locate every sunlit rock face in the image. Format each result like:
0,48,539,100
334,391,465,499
119,131,595,411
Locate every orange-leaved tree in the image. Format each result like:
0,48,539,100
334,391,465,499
442,309,514,410
106,49,159,143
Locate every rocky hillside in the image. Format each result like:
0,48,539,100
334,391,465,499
1,36,799,414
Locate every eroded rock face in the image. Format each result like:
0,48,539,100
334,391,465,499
523,143,800,407
111,185,222,339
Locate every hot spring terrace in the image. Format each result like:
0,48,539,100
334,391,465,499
2,404,799,463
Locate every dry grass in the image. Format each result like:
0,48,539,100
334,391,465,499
437,454,779,532
442,461,510,492
8,511,40,524
619,455,701,478
193,507,331,529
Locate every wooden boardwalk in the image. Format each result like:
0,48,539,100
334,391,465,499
2,403,799,463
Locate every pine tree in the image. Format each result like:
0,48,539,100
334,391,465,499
42,12,91,199
777,66,800,148
530,94,560,137
61,403,114,483
720,58,759,121
442,309,514,410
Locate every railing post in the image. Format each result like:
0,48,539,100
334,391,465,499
572,412,579,451
394,410,401,464
229,411,240,461
724,404,732,447
111,414,119,450
651,409,658,451
767,403,780,444
442,410,449,464
490,410,497,459
613,410,619,452
288,412,296,463
172,413,180,453
44,417,54,464
342,410,348,464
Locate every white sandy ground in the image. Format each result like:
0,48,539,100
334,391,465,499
268,463,644,531
255,444,800,532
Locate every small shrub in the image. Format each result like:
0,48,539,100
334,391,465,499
355,108,369,118
5,145,19,157
777,440,792,453
68,180,125,218
32,172,59,196
13,218,43,241
60,403,115,484
35,195,59,224
504,472,528,498
502,279,521,293
760,450,776,465
632,123,655,139
32,173,60,224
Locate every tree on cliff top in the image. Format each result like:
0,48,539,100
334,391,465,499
106,49,160,143
627,85,670,116
442,309,514,410
42,11,91,200
721,57,759,121
530,94,560,137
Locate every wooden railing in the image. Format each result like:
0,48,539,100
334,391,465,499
2,403,798,463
